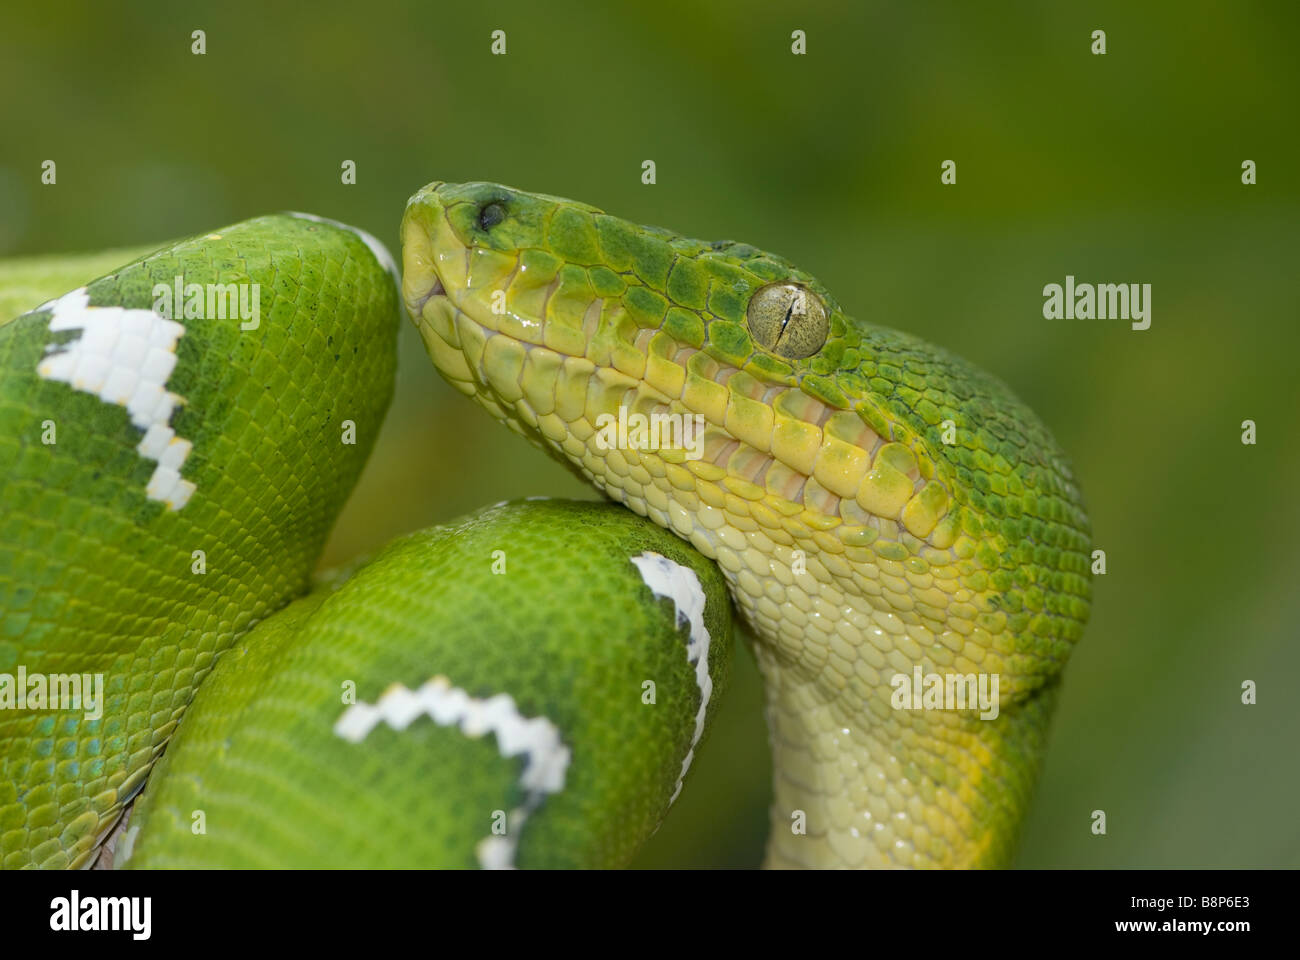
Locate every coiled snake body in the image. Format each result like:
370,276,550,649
0,182,1089,869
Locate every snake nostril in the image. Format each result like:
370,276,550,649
478,202,506,231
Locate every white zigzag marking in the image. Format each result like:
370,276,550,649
36,287,194,510
334,676,570,869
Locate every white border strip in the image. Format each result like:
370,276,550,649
631,551,713,806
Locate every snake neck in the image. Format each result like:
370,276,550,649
749,627,1059,869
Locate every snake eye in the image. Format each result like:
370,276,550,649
745,282,829,360
478,202,507,230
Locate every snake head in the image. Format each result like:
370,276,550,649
401,179,852,388
402,177,1090,730
398,179,877,489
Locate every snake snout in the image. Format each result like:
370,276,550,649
399,188,452,324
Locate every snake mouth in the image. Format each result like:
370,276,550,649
407,271,445,318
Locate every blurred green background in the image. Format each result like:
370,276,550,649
2,0,1296,867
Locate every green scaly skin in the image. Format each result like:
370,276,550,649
0,216,399,868
1,177,1091,870
119,500,731,868
402,181,1092,868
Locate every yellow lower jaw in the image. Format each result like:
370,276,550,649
417,301,474,394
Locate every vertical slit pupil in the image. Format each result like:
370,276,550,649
777,300,795,342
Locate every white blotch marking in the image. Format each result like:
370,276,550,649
334,676,570,869
36,287,195,510
287,211,400,283
631,551,713,806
